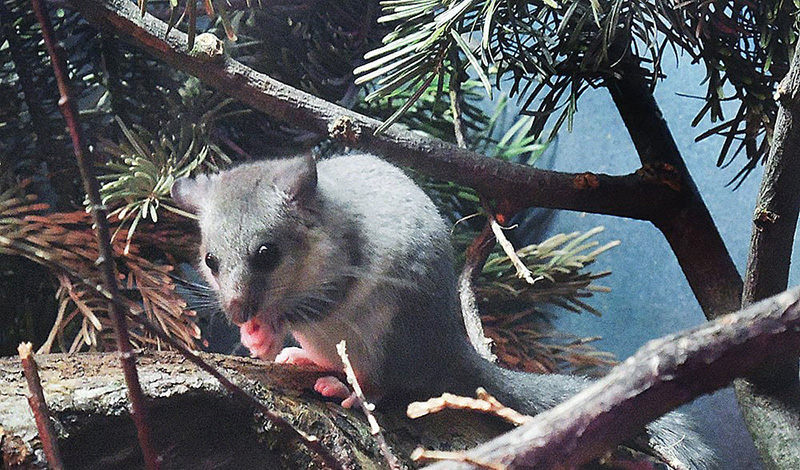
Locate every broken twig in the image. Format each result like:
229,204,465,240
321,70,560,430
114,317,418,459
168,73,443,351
489,217,538,285
336,341,401,470
407,388,532,427
17,343,64,470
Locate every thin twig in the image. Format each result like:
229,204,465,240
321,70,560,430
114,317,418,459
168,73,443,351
489,217,538,285
17,343,64,470
458,220,497,361
28,1,160,468
411,448,506,470
448,50,468,149
407,387,532,427
336,341,401,470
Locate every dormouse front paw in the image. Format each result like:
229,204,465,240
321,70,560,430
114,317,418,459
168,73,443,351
276,347,355,407
239,317,282,360
314,376,356,408
275,346,321,367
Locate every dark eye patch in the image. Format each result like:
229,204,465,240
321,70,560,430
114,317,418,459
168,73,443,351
252,243,280,272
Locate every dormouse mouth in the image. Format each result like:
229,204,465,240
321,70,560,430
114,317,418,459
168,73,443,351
230,298,284,326
237,313,286,361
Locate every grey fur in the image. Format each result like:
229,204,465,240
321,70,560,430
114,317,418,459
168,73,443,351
172,153,716,469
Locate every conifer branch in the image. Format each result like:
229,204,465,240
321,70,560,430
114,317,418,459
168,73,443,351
67,0,683,224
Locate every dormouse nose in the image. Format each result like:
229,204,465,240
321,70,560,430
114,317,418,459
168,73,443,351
226,297,249,324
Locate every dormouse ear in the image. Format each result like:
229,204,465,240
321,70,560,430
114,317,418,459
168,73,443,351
170,174,211,214
276,154,317,203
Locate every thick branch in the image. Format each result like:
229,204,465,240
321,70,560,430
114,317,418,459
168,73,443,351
67,0,680,222
607,72,743,320
742,45,800,385
423,287,800,470
736,44,800,469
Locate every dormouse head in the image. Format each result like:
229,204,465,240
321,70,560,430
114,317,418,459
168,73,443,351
171,155,336,328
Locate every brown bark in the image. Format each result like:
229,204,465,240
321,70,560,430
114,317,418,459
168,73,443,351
606,71,743,320
735,43,800,470
0,352,509,470
423,287,800,470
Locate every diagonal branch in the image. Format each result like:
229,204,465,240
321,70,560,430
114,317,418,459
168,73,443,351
67,0,681,223
422,286,800,470
606,69,743,321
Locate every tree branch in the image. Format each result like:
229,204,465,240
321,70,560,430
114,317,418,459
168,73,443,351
735,43,800,469
66,0,681,223
30,0,160,467
17,343,64,470
422,287,800,470
459,220,497,361
606,70,743,321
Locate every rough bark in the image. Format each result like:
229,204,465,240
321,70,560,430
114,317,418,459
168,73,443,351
735,43,800,470
423,287,800,470
0,352,510,470
5,287,800,469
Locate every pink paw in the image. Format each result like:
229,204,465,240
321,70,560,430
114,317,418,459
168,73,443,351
239,317,282,360
314,376,355,407
275,347,321,367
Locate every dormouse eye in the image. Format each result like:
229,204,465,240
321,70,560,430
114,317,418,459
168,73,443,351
252,243,280,272
205,252,220,275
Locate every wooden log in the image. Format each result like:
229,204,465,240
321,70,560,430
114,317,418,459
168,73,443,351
0,351,508,470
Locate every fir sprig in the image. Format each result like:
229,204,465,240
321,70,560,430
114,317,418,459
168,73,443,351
476,226,620,373
479,226,619,316
95,79,235,252
96,117,208,253
357,0,795,178
0,184,200,353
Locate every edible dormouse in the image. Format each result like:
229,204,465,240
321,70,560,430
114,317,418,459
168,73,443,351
171,153,715,470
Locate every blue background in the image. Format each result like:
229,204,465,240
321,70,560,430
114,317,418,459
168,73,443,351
527,59,790,469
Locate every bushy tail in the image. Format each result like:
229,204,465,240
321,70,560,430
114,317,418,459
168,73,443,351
646,411,718,470
459,352,717,470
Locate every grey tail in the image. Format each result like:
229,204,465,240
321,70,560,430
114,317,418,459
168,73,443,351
450,348,717,470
